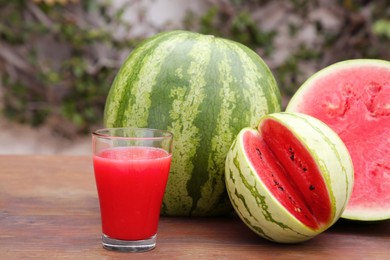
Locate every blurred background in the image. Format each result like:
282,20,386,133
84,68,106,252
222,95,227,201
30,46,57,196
0,0,389,155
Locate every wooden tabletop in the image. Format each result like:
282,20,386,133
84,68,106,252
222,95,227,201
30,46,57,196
0,155,389,259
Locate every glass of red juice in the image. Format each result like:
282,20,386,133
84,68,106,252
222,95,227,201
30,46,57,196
92,127,173,252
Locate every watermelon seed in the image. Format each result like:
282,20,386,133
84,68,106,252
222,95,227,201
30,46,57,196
273,180,285,192
288,147,295,161
309,185,315,191
256,148,263,159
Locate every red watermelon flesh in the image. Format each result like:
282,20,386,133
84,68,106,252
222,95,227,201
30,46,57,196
244,118,331,229
286,60,390,221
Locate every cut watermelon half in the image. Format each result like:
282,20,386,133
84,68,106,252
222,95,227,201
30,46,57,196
287,59,390,221
224,112,353,243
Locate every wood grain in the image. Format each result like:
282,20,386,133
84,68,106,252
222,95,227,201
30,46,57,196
0,155,389,259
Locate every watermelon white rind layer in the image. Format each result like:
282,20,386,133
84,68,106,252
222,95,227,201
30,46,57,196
225,112,354,243
104,30,281,217
286,59,390,221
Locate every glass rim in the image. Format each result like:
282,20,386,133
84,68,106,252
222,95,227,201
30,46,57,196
92,127,173,141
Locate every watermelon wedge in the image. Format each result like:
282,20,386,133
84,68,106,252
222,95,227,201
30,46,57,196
286,59,390,221
225,112,354,243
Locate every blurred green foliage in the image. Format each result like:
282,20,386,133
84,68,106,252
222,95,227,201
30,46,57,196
373,19,390,39
0,0,139,136
184,0,390,105
0,0,389,136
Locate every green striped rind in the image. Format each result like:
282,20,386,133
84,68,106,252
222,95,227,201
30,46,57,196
104,30,281,216
225,112,354,243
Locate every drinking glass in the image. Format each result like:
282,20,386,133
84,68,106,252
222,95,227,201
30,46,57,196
92,127,173,252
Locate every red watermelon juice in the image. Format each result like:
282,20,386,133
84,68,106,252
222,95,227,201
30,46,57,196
93,146,172,241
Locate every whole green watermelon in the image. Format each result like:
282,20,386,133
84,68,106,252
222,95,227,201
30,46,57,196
104,30,281,216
